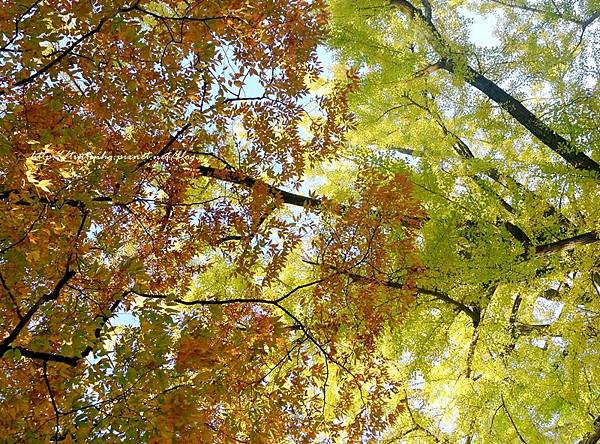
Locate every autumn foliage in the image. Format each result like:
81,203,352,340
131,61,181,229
0,0,422,441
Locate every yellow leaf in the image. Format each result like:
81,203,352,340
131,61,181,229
25,158,37,171
36,179,52,192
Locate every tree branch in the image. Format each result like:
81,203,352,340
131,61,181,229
535,231,599,255
1,268,76,347
2,17,109,95
0,292,126,366
130,288,362,388
416,287,481,326
196,165,322,208
502,394,528,443
131,4,244,24
1,2,141,95
389,0,600,177
301,258,481,326
0,0,45,53
0,345,78,365
42,361,61,442
579,416,600,444
131,122,192,173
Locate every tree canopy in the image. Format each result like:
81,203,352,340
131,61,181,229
327,0,599,442
1,0,599,442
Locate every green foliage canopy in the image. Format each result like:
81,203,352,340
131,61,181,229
326,0,600,442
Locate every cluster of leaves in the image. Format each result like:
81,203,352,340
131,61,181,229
327,0,600,442
0,0,427,442
2,0,599,442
